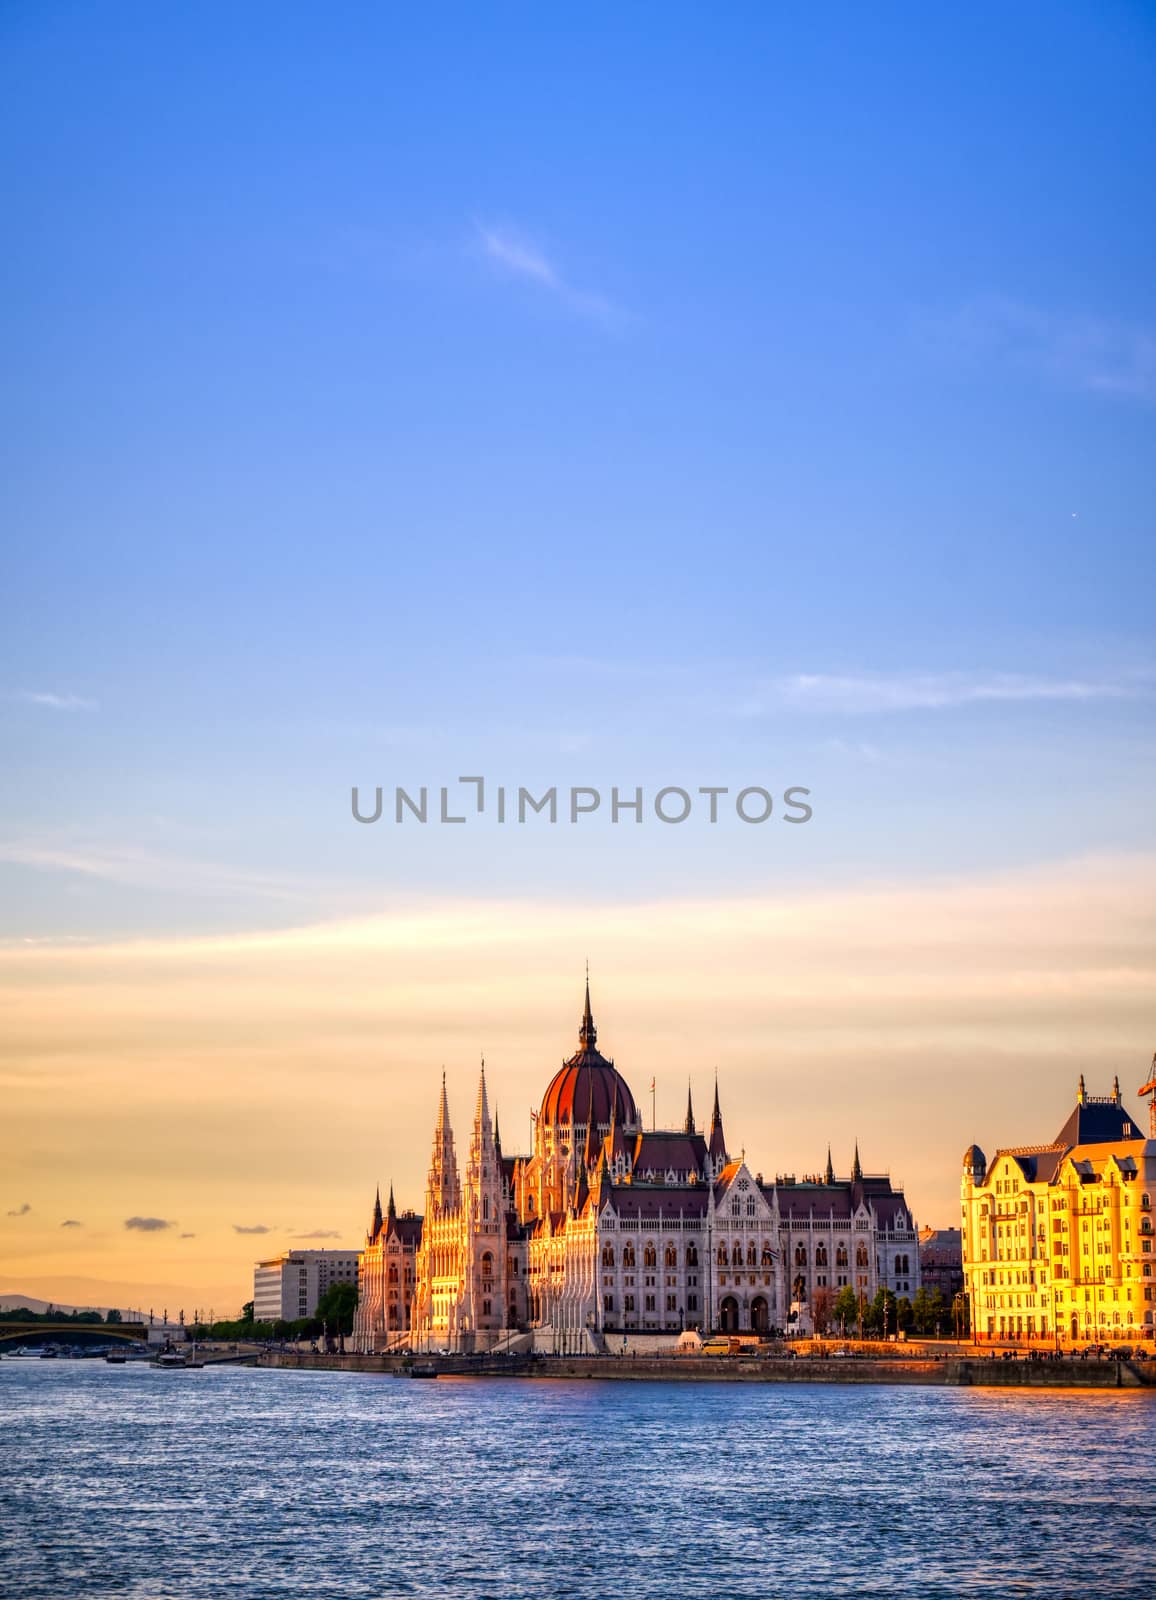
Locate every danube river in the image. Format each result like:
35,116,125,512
2,1361,1153,1599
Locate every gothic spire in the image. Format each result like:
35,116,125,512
387,1182,396,1222
371,1183,383,1238
824,1145,834,1185
475,1057,490,1132
851,1141,862,1182
708,1070,727,1165
684,1080,696,1136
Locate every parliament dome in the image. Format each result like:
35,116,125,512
539,983,638,1130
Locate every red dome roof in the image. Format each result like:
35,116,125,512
539,983,638,1129
541,1051,638,1129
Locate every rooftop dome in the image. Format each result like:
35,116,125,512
539,982,638,1130
963,1143,986,1173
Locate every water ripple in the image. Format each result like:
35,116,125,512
1,1363,1153,1599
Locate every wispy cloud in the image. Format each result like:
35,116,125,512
7,1202,31,1217
232,1223,271,1235
124,1216,173,1233
921,296,1156,402
9,691,98,712
179,1232,196,1240
60,1219,82,1228
293,1228,341,1240
0,838,338,905
730,670,1145,719
475,222,623,327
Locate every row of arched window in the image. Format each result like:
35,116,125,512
792,1243,865,1268
603,1243,701,1269
719,1241,773,1267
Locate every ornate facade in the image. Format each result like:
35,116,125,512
961,1073,1156,1346
354,983,920,1353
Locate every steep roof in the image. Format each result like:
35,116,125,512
1053,1097,1142,1149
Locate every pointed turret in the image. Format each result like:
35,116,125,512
606,1078,628,1173
824,1146,834,1185
370,1184,383,1240
387,1183,396,1224
851,1141,862,1183
584,1105,600,1168
684,1080,696,1136
436,1070,451,1133
708,1071,727,1166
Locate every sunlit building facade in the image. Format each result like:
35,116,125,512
353,983,919,1353
960,1075,1155,1346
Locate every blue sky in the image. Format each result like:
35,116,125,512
2,1,1155,937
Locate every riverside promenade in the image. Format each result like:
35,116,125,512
257,1349,1156,1389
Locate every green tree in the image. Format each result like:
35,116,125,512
105,1308,123,1324
832,1287,858,1333
240,1301,255,1324
316,1281,358,1335
895,1296,914,1334
909,1287,928,1331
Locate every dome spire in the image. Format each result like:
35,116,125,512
579,964,597,1048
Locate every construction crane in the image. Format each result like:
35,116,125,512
1139,1053,1156,1138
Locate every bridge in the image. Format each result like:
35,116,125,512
0,1321,150,1345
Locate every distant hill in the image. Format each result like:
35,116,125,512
0,1293,131,1319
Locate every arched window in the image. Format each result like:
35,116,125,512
856,1244,869,1269
836,1245,848,1268
664,1245,677,1268
731,1198,741,1217
795,1244,807,1267
643,1243,657,1268
686,1244,699,1267
815,1245,828,1267
733,1240,743,1263
602,1244,615,1268
717,1243,728,1266
623,1244,636,1268
746,1241,757,1266
388,1264,398,1285
481,1251,493,1280
482,1195,490,1221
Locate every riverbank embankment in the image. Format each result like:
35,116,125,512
256,1350,1156,1388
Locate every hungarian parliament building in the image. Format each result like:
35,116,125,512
353,983,921,1353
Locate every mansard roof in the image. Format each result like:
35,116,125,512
630,1131,707,1177
386,1214,423,1247
1053,1096,1142,1149
604,1186,711,1222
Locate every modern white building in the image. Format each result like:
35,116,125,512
253,1248,359,1322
